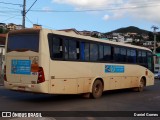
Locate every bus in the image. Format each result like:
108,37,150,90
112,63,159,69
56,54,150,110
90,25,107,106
4,28,154,98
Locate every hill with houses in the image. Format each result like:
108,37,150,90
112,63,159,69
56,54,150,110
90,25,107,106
0,23,160,51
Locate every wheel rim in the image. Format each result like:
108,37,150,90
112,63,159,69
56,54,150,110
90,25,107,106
92,80,103,98
139,79,144,91
94,84,100,94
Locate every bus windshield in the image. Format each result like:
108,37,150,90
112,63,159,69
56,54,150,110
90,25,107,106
7,34,39,52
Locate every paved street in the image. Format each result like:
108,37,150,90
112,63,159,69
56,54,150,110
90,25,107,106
0,80,160,120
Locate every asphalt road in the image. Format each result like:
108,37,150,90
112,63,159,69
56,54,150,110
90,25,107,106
0,80,160,120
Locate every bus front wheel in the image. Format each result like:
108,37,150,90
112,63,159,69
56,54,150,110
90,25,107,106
134,78,145,92
91,80,103,99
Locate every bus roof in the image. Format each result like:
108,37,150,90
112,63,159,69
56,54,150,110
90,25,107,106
8,28,152,52
42,29,151,52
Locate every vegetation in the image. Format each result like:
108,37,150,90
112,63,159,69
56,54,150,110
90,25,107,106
105,26,150,35
0,28,9,34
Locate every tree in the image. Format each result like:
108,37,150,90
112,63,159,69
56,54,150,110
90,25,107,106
0,28,9,34
148,32,154,41
0,28,3,33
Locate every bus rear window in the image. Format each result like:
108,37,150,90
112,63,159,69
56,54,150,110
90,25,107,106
7,34,39,52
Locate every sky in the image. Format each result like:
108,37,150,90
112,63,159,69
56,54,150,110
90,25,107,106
0,0,160,33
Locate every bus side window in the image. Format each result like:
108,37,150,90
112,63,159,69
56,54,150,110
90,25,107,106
99,45,104,61
80,42,85,61
114,47,120,62
104,45,111,61
52,37,63,59
63,39,69,60
120,48,126,63
90,43,98,61
138,51,142,64
84,43,89,61
142,51,147,67
131,50,136,64
147,52,154,72
68,40,77,60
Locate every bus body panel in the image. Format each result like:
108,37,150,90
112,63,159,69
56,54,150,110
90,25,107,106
49,60,154,94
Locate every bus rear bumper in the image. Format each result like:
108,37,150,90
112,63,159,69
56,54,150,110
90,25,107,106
4,81,49,94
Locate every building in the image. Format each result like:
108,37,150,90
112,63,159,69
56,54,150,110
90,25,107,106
0,34,6,76
59,28,80,35
79,30,92,36
0,23,6,29
0,34,6,45
33,24,42,29
16,25,23,30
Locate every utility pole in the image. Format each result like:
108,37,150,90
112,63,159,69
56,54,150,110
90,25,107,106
151,26,159,71
22,0,26,28
151,25,159,54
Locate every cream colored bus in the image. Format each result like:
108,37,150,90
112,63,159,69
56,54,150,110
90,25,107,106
4,28,154,98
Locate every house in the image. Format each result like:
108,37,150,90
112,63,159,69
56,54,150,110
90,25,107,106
79,30,91,36
0,34,6,46
7,23,16,31
59,28,80,35
16,25,23,30
0,23,6,29
33,24,42,29
0,34,5,73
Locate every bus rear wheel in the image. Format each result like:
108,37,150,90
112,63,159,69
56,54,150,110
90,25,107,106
91,80,103,99
134,78,145,92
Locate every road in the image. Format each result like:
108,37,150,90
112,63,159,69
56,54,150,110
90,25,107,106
0,80,160,120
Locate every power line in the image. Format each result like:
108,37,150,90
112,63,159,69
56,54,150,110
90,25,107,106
0,1,22,6
25,16,33,24
30,4,160,13
0,6,21,11
26,0,38,14
0,15,20,22
22,0,38,28
0,10,20,13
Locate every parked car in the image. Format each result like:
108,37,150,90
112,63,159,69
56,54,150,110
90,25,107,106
154,71,160,79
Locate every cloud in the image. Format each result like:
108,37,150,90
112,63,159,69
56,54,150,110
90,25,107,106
52,0,124,9
52,0,160,24
126,0,160,24
103,14,110,21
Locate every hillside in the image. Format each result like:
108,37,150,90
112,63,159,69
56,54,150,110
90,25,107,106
105,26,150,35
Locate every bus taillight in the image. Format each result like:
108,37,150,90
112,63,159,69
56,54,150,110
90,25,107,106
4,65,7,81
37,67,45,83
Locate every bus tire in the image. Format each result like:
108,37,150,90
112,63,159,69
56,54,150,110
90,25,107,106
134,78,145,92
91,80,103,99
